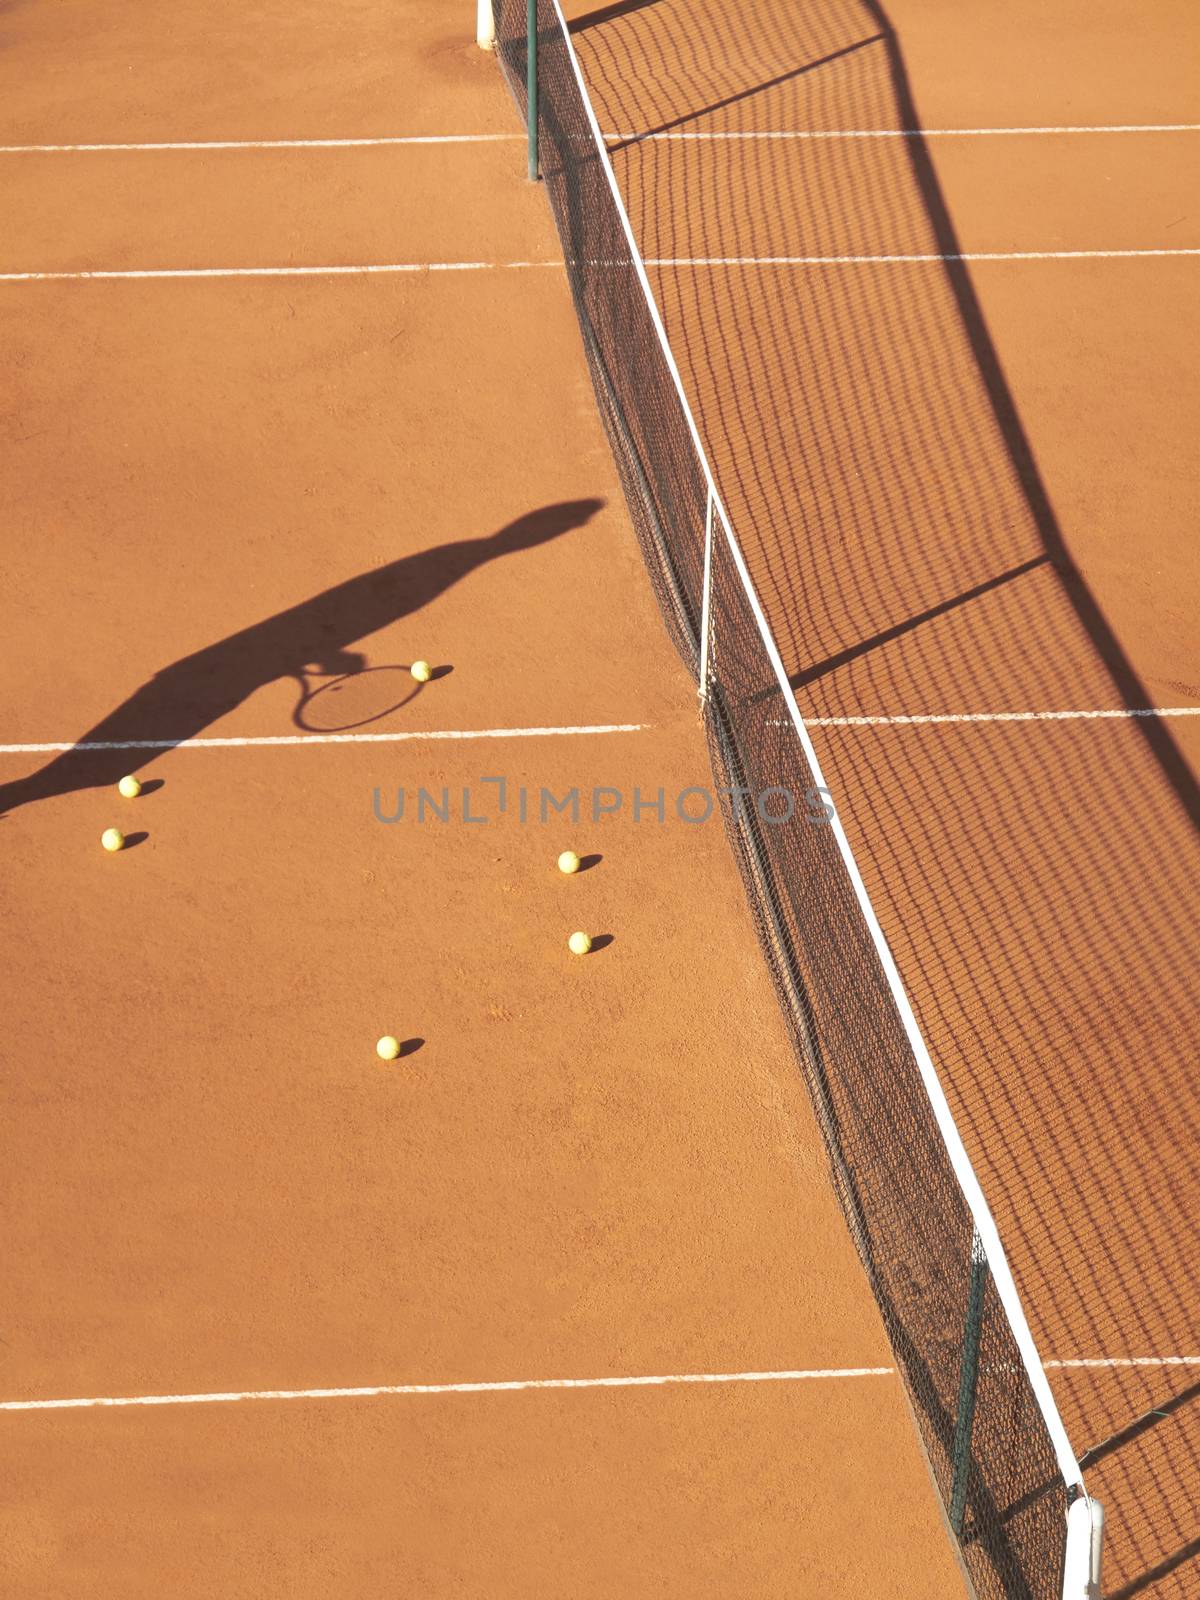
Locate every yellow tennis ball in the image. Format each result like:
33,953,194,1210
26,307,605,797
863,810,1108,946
101,827,125,852
558,850,581,875
376,1035,401,1061
117,775,142,799
410,660,432,683
568,930,592,956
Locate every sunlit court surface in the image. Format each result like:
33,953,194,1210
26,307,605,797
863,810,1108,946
0,2,1195,1598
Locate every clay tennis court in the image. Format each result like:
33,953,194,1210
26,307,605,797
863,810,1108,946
0,3,963,1597
1,2,1195,1597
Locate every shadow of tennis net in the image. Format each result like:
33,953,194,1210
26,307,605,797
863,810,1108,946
562,2,1200,1596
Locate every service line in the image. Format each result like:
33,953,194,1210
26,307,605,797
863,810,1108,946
644,250,1200,265
2,123,1196,154
1,1368,895,1411
613,123,1200,143
803,707,1200,727
0,261,562,283
4,250,1197,283
1045,1358,1200,1370
4,1357,1195,1413
0,723,649,756
0,134,527,153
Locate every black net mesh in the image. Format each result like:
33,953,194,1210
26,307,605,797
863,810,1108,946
490,5,1072,1593
494,7,707,673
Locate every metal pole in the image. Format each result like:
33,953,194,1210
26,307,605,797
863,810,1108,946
526,0,538,180
950,1229,989,1534
1088,1498,1105,1598
1063,1494,1106,1600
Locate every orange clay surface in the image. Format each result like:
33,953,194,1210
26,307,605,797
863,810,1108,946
564,1,1199,1596
0,4,964,1598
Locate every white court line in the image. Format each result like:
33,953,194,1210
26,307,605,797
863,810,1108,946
613,123,1200,142
0,261,560,283
643,250,1200,265
0,134,525,153
1045,1358,1200,1370
0,723,648,756
3,1357,1195,1413
1,124,1196,154
804,707,1200,727
4,250,1196,283
1,1368,895,1412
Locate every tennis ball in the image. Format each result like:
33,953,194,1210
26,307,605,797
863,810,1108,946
376,1035,402,1061
568,930,592,956
117,775,142,799
557,850,581,875
101,827,125,852
410,660,432,683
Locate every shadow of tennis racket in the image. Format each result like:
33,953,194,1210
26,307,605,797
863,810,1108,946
293,664,446,732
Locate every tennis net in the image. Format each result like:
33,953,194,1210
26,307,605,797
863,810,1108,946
487,5,1097,1595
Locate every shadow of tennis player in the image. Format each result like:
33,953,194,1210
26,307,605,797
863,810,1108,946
0,499,602,815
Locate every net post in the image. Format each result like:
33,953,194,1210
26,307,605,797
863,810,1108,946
949,1227,988,1534
698,486,715,709
526,0,539,180
1063,1493,1104,1598
476,0,495,49
1089,1498,1104,1597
